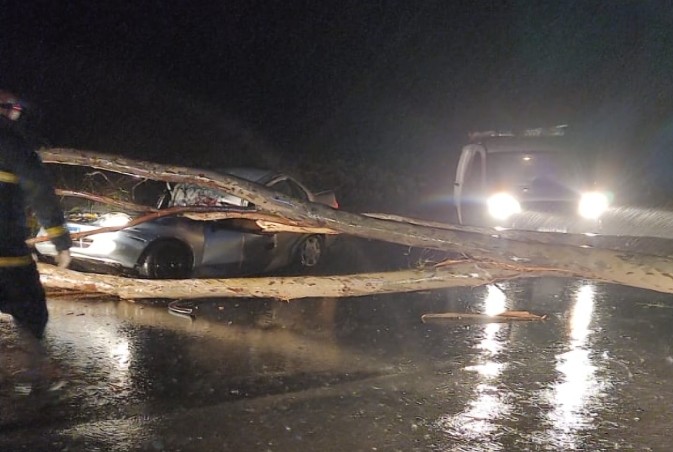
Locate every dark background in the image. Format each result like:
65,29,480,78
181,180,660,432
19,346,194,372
2,1,673,211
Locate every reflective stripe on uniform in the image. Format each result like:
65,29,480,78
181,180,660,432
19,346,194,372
0,255,32,267
0,170,18,184
45,225,68,238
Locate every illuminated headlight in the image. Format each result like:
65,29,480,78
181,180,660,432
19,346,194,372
98,213,132,228
487,192,521,220
578,192,609,219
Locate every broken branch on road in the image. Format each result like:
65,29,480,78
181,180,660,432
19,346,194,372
421,310,547,323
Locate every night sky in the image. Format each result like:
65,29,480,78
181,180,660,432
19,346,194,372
2,1,673,199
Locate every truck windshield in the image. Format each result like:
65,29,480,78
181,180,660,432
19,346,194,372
486,151,591,190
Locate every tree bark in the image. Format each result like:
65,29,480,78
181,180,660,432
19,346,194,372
38,262,568,300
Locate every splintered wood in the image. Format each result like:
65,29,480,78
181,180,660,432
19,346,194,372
46,288,115,301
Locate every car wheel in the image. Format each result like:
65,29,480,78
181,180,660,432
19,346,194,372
296,235,324,268
139,240,193,279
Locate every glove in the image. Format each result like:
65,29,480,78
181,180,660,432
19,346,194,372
55,250,71,269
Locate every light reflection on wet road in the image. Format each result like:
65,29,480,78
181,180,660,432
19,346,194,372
2,243,673,450
435,286,511,449
544,284,602,450
434,282,613,451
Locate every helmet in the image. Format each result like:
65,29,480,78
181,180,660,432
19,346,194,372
0,89,25,121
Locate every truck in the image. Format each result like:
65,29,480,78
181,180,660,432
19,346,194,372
453,125,611,233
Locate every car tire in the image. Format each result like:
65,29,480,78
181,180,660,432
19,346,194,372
295,235,324,268
139,240,193,279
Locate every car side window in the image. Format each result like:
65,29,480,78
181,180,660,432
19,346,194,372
286,179,309,201
269,180,294,197
269,179,309,201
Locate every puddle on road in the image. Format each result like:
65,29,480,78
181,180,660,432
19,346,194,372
428,280,673,451
1,295,392,447
2,277,673,450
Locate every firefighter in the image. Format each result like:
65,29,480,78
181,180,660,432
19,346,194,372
0,89,72,339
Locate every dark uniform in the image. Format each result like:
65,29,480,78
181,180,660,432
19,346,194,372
0,118,72,339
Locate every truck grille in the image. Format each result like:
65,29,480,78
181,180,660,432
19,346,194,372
522,201,576,215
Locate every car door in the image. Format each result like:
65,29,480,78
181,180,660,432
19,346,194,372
250,177,311,270
200,219,251,275
167,179,265,276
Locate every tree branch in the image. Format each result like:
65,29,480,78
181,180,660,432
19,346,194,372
38,261,569,301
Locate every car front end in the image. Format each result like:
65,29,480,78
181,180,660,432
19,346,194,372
35,212,150,274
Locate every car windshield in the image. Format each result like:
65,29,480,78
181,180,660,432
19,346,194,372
486,150,591,191
168,183,250,208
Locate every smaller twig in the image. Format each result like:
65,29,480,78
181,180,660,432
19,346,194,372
421,310,546,324
56,189,157,212
638,302,673,309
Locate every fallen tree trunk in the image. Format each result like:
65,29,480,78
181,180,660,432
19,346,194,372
38,262,568,300
49,188,673,257
366,212,673,257
37,148,673,298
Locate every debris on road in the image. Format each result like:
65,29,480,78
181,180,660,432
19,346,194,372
421,310,546,323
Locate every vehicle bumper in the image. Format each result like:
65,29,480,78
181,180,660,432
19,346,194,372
35,231,148,271
508,211,603,234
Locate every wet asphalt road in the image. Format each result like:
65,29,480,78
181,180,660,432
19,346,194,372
2,212,673,450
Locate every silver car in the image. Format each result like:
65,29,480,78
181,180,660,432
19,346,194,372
36,168,338,279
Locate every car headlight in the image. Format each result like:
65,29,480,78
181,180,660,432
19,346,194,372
487,192,521,220
88,235,118,254
98,213,132,228
578,192,609,219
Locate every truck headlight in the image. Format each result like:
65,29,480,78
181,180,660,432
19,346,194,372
487,192,521,220
578,192,609,219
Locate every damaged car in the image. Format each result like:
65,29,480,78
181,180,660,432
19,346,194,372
36,168,338,279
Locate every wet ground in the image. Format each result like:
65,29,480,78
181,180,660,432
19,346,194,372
3,225,673,450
